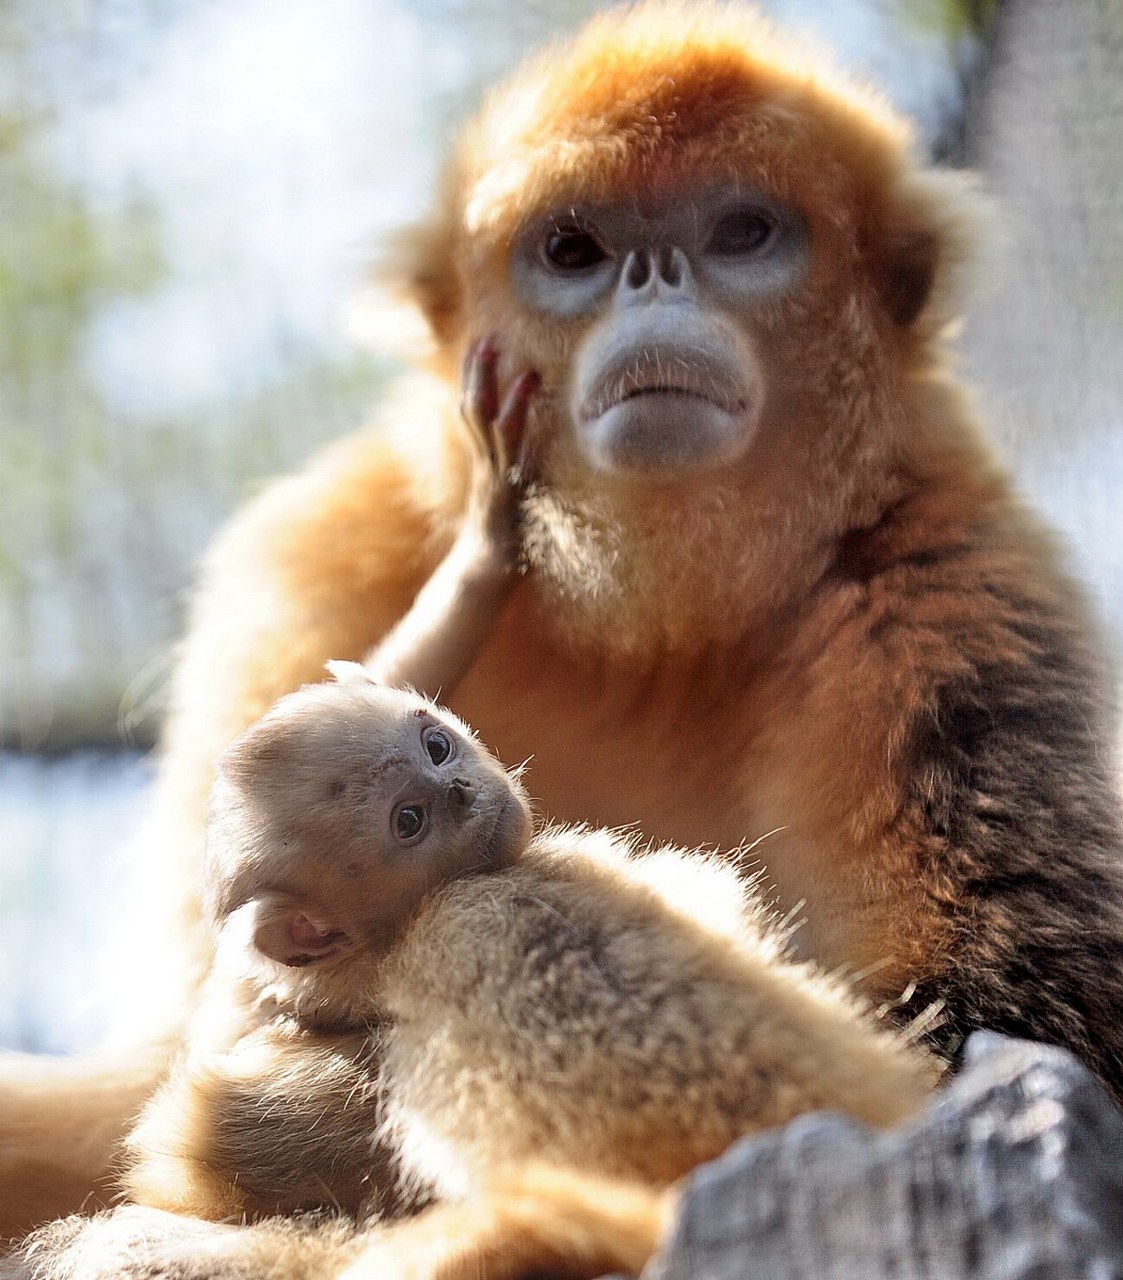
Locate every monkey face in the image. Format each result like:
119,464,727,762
510,188,807,477
381,5,970,653
206,671,533,969
414,5,959,505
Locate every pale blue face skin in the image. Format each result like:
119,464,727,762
510,187,809,476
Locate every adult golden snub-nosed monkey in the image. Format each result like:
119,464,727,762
3,0,1121,1266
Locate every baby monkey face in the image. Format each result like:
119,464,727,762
207,670,533,968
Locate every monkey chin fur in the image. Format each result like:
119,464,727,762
521,484,789,656
519,436,895,659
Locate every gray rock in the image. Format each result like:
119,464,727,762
645,1033,1123,1280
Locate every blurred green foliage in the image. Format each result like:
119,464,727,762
0,0,390,748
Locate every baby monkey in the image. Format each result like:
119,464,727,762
124,344,937,1225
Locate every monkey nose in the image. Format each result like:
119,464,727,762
449,777,477,809
618,246,695,302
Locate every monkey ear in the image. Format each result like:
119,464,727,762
876,229,939,328
355,215,462,358
249,896,349,968
323,660,381,691
872,168,986,332
326,660,377,687
216,714,294,785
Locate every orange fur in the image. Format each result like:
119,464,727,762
4,4,1122,1275
149,0,1006,1025
122,801,936,1225
341,1166,671,1280
0,1044,170,1242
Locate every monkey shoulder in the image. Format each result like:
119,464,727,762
187,377,465,637
807,482,1116,789
845,491,1121,882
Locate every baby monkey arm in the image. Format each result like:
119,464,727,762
365,340,539,698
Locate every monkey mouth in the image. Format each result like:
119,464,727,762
476,790,532,869
583,356,747,420
621,385,744,412
572,335,761,475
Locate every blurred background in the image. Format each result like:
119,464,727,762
1,0,1120,1051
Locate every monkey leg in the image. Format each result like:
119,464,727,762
341,1166,670,1280
2,1167,669,1279
0,1042,171,1242
0,1204,358,1280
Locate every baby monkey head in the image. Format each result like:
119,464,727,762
205,663,532,978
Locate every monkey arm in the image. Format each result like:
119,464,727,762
890,523,1123,1092
768,482,1123,1095
904,582,1123,1092
365,341,539,699
2,377,522,1234
362,514,520,699
0,421,456,1237
3,1169,667,1280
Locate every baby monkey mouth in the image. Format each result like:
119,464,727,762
472,786,532,871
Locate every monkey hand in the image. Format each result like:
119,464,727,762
460,337,540,572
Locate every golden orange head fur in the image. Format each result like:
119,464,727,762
399,3,979,354
379,3,988,655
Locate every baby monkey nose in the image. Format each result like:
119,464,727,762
449,777,477,809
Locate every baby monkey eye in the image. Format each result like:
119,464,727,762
543,224,608,271
393,803,428,843
422,726,454,766
708,207,778,257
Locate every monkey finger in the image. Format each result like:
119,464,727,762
460,338,501,460
494,370,541,481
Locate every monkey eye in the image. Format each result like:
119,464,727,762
707,207,778,257
393,803,428,843
422,726,454,766
543,224,608,271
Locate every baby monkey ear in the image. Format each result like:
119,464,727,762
326,660,378,687
249,895,350,968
